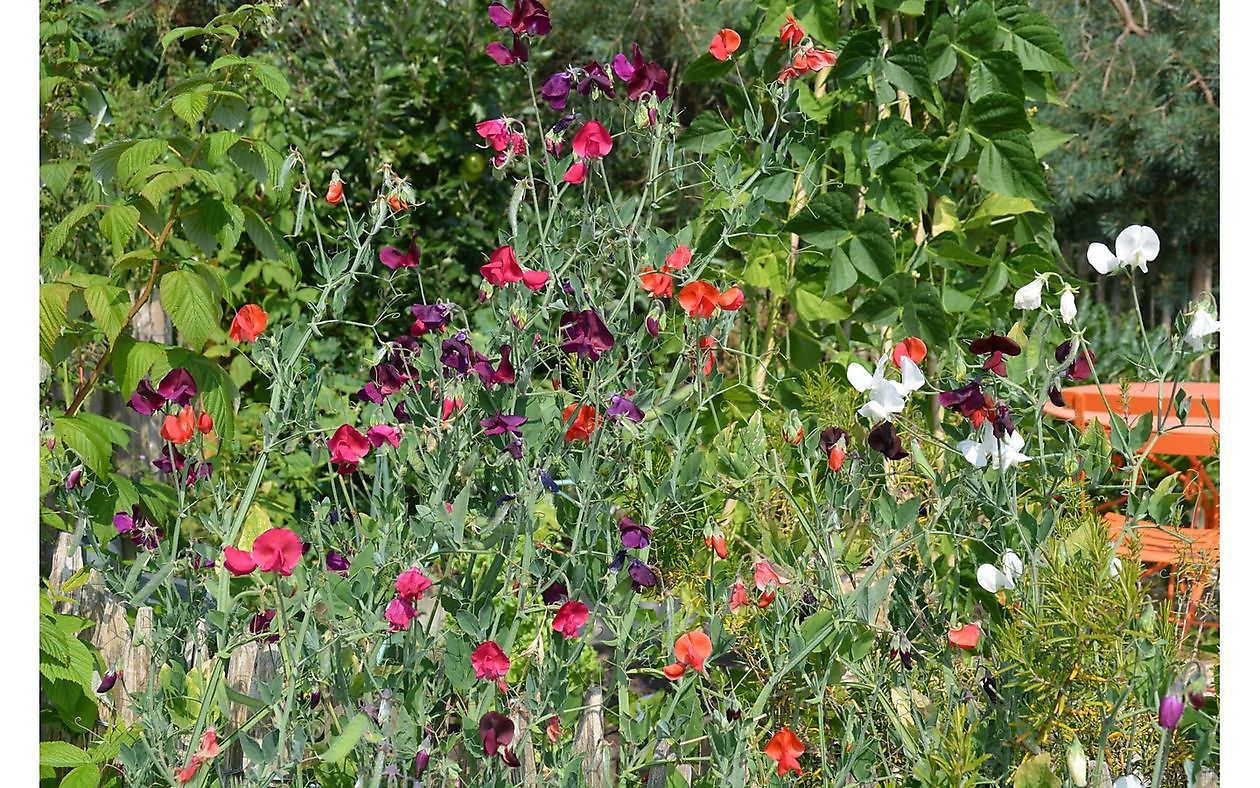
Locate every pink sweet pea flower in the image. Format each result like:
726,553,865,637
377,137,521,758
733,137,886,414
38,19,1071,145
386,597,416,632
472,641,511,691
396,567,434,601
481,245,526,287
379,236,420,270
551,600,589,639
224,546,258,576
563,160,587,184
476,118,512,151
252,528,303,575
367,425,402,449
521,268,550,291
329,424,370,474
572,121,612,159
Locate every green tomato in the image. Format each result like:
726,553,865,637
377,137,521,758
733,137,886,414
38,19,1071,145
460,153,486,183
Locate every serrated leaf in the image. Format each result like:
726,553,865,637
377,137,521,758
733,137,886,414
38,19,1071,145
978,131,1051,202
100,203,141,256
790,284,844,323
40,160,77,197
968,92,1031,138
40,282,76,361
956,1,997,52
112,336,166,397
1029,122,1076,158
59,764,100,788
42,204,97,263
251,61,289,100
784,191,855,246
996,8,1074,73
116,139,168,189
242,206,292,262
160,269,218,348
203,130,241,166
884,40,932,98
89,139,131,189
140,167,195,206
170,90,209,128
904,282,950,346
967,50,1025,101
180,198,234,256
83,284,131,341
846,214,896,281
40,741,90,768
160,26,207,49
53,416,112,478
677,110,732,154
209,92,249,131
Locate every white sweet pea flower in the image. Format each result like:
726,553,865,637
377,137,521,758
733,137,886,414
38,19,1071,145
1184,307,1220,351
957,422,1030,471
1013,275,1045,310
1110,556,1123,578
847,355,924,421
1059,288,1077,324
1087,225,1160,275
977,550,1024,593
1113,776,1147,788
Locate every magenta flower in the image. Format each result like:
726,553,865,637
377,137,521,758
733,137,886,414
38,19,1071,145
572,121,613,160
367,424,402,449
128,378,166,415
480,413,527,437
563,160,587,184
472,641,511,690
552,600,590,638
1159,692,1185,729
476,118,513,151
329,424,371,474
386,597,416,632
608,393,644,423
113,506,161,550
249,609,277,641
157,368,198,407
540,71,572,110
482,245,525,286
576,61,615,98
560,309,614,361
474,345,516,388
325,550,350,574
618,515,652,548
379,236,420,270
410,303,452,336
628,558,659,591
395,566,434,601
225,527,303,576
96,670,121,693
64,468,83,490
486,39,525,66
868,421,909,460
488,0,551,36
612,44,670,101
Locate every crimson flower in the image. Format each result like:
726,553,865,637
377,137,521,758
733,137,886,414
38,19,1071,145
563,160,587,184
542,581,568,605
572,121,613,159
366,425,402,449
969,333,1022,378
779,16,805,46
552,600,589,638
473,345,516,388
379,236,420,270
704,533,728,559
385,597,416,632
481,245,525,286
329,424,370,474
487,0,550,36
128,378,166,415
612,44,670,101
157,368,198,407
479,711,519,766
481,413,527,437
229,304,268,342
867,421,909,460
472,641,511,691
665,244,692,269
728,579,750,611
396,567,433,601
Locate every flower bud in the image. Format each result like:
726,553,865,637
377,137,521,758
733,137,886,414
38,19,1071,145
782,410,803,445
1067,737,1087,786
1158,692,1185,730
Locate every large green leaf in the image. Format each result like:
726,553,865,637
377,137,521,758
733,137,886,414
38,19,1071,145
170,89,210,128
100,202,141,256
955,0,998,52
112,336,167,398
41,204,97,263
39,282,76,361
1012,753,1062,788
40,741,90,769
83,284,131,341
968,92,1030,138
116,139,168,189
160,269,219,349
846,214,896,281
784,191,855,247
967,51,1024,101
884,40,932,98
53,415,112,478
677,111,732,154
996,7,1074,72
977,131,1051,202
903,282,950,346
681,53,734,82
180,198,241,256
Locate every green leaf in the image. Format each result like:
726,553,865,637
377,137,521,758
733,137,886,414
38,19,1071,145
681,53,734,82
677,110,732,154
903,282,950,346
834,29,881,78
241,205,292,262
826,246,858,296
160,269,219,348
321,713,374,763
1029,121,1076,158
59,764,99,788
40,282,76,361
160,26,208,49
170,89,209,128
42,204,98,263
996,7,1074,72
794,0,839,45
790,284,844,323
846,214,896,281
53,416,113,478
968,92,1030,138
956,1,997,52
100,202,141,256
180,198,238,256
251,61,289,100
112,336,167,397
1012,752,1062,788
40,160,77,198
967,51,1024,101
40,741,90,769
785,191,855,247
978,131,1051,202
83,284,131,341
203,130,241,166
884,41,932,98
89,139,133,188
116,139,168,189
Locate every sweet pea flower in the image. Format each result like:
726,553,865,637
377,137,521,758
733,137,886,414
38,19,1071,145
947,622,981,650
1185,306,1221,351
639,268,674,297
329,424,370,474
969,333,1022,378
662,629,712,680
552,600,589,638
820,426,850,471
1088,225,1160,274
572,120,613,159
665,244,692,270
485,37,528,66
560,309,614,361
709,29,741,61
563,160,587,184
891,336,927,369
612,43,669,101
481,245,525,286
161,407,196,445
487,0,551,36
539,70,572,110
472,641,511,691
478,711,519,766
325,550,350,574
563,403,599,442
473,345,516,388
958,421,1029,471
96,670,121,693
409,303,452,336
157,368,198,407
1060,288,1078,324
847,355,924,421
627,558,659,591
607,392,645,423
1013,275,1046,310
229,304,268,342
366,425,402,449
224,527,303,577
481,412,527,437
618,515,652,548
728,579,750,611
778,16,805,46
704,533,728,559
379,236,420,271
1159,691,1185,729
128,378,166,415
542,581,568,605
576,61,614,98
867,420,910,460
396,567,433,601
385,597,416,632
977,550,1023,593
754,559,790,592
764,728,806,777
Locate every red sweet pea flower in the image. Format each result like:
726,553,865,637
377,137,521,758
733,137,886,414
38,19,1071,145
891,336,927,370
252,528,303,575
716,286,744,310
230,304,269,342
639,268,674,298
678,281,720,318
665,244,692,270
828,444,847,472
472,641,511,691
546,715,562,743
662,629,712,680
754,559,790,592
551,600,589,639
728,579,750,611
395,567,433,601
176,731,219,786
367,424,402,449
325,172,344,205
709,28,741,61
779,16,805,46
572,121,613,159
563,160,587,184
197,411,213,435
764,728,806,777
521,268,550,291
329,424,370,474
947,623,981,650
704,533,728,560
563,403,599,442
482,245,526,286
697,335,718,376
161,407,196,445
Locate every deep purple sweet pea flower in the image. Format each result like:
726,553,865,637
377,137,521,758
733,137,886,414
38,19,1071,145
867,421,909,460
992,403,1015,440
612,44,670,101
1048,384,1066,408
326,550,351,574
646,316,660,337
609,549,628,572
627,558,659,591
618,515,652,548
576,61,615,98
370,362,406,397
542,581,568,604
414,750,430,776
114,506,162,550
502,437,524,460
488,0,551,36
968,334,1022,378
157,368,197,407
560,310,614,361
938,379,986,418
96,670,121,693
474,345,515,387
540,71,572,111
540,471,560,494
478,710,516,758
393,400,411,424
128,378,166,415
249,609,279,643
608,393,645,423
410,303,452,336
480,413,527,437
441,332,477,375
356,382,385,404
1055,341,1096,381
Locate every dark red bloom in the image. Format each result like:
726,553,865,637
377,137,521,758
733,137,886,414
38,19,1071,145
867,421,909,460
157,368,198,407
1055,341,1096,381
938,379,986,419
576,61,614,98
611,44,670,101
560,310,614,361
487,0,551,37
542,581,568,605
479,711,518,765
128,378,165,415
474,345,516,388
969,333,1022,378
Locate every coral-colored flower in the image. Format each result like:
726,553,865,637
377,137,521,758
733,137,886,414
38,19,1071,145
197,410,213,435
891,336,927,370
472,641,511,691
947,623,981,650
563,160,587,184
662,629,712,680
329,424,371,474
665,245,692,270
716,286,744,310
230,304,269,342
779,16,805,46
176,762,201,784
161,407,196,445
482,245,525,287
366,424,402,449
764,728,806,776
704,534,728,560
754,559,790,591
678,281,720,318
572,121,613,159
828,444,847,472
194,729,220,762
325,172,344,205
640,268,674,298
546,715,562,743
709,29,741,61
385,597,415,632
563,403,599,443
698,335,718,376
395,567,433,601
729,579,750,611
552,600,589,638
251,528,303,575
